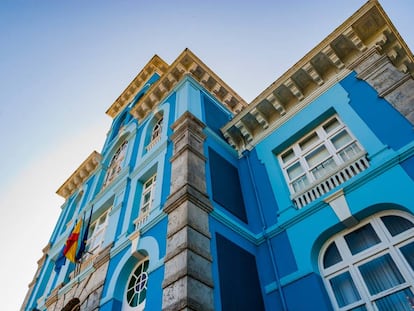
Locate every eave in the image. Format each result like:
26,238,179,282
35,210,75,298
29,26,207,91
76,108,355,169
221,0,414,152
130,48,248,121
106,55,169,119
56,151,102,199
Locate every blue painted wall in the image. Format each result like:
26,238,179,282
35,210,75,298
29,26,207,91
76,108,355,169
340,72,414,150
215,233,265,311
208,147,247,223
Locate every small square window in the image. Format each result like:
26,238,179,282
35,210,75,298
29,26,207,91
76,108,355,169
323,117,340,133
281,149,295,164
299,132,319,150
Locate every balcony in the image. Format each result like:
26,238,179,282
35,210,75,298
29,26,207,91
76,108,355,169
146,135,161,152
292,153,369,208
134,211,150,230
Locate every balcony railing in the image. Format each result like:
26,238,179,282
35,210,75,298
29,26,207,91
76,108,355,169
134,211,150,230
292,153,369,208
146,136,161,152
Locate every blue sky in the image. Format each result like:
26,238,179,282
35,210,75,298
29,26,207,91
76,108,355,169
1,1,413,310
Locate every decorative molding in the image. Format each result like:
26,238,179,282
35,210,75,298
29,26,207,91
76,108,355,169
323,189,358,227
106,55,169,119
130,48,248,122
222,0,414,152
56,151,102,199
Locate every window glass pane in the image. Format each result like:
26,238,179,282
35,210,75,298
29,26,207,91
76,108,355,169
127,260,149,307
306,145,330,167
323,242,342,268
381,215,414,236
329,271,361,307
331,130,352,149
400,242,414,271
98,215,106,226
344,224,381,255
349,306,367,311
338,142,361,162
299,132,319,150
311,157,337,179
286,162,304,180
358,254,405,295
292,175,309,192
375,288,414,311
143,192,151,205
323,118,340,133
281,149,295,163
89,224,96,235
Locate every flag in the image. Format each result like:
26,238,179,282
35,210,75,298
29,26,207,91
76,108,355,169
63,219,83,263
76,207,93,262
54,245,66,273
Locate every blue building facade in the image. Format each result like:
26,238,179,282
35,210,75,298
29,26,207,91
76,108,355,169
22,1,414,311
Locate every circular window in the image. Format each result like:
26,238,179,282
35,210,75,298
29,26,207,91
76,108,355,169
126,259,149,308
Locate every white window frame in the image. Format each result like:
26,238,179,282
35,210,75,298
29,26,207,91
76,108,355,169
139,174,157,215
103,141,128,187
85,210,110,256
123,258,149,311
319,211,414,311
146,117,163,151
278,115,364,195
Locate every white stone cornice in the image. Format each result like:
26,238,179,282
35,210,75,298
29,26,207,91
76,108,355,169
322,46,345,69
221,0,414,153
266,93,286,115
251,107,269,129
130,48,248,122
303,63,324,86
106,55,169,119
235,120,253,143
284,78,304,100
343,27,367,52
56,151,102,199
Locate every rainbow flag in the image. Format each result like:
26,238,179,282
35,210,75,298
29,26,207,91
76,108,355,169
63,219,83,263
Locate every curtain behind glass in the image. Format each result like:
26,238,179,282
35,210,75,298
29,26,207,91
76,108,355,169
359,254,404,295
330,271,361,307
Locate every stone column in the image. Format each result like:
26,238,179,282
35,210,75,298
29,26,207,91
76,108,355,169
162,112,214,311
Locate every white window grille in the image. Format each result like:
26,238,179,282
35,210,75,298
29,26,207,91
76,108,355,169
140,174,156,215
146,117,163,151
103,141,128,187
85,210,109,257
123,259,149,311
320,211,414,311
278,115,368,207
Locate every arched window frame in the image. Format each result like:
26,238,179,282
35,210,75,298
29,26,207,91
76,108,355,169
319,210,414,311
103,140,128,187
146,114,163,151
123,258,150,311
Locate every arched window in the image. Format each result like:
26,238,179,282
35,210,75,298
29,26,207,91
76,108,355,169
110,110,130,141
320,211,414,311
146,116,163,151
123,259,149,311
61,298,80,311
103,141,128,187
